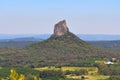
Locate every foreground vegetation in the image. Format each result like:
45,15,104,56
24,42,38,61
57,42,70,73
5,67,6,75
35,66,109,80
1,63,120,80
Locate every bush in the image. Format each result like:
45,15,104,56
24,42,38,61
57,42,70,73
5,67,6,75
0,68,10,78
96,63,120,75
65,69,88,76
39,70,64,78
81,76,85,79
109,76,120,80
74,69,88,76
65,70,73,75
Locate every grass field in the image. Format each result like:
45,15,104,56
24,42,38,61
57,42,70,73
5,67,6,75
35,66,97,71
92,75,109,80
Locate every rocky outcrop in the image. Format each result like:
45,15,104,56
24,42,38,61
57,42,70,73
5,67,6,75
53,20,69,36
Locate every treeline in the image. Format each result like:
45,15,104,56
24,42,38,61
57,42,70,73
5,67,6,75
95,63,120,80
65,69,88,76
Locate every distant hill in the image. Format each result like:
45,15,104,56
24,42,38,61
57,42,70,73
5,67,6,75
0,41,38,48
0,20,120,67
77,34,120,41
0,34,50,41
0,37,41,48
1,39,120,50
1,34,120,48
1,34,120,41
88,40,120,50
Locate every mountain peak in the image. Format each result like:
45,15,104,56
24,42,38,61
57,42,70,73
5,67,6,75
53,20,69,36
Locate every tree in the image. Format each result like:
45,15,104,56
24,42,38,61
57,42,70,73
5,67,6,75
9,69,25,80
34,76,39,80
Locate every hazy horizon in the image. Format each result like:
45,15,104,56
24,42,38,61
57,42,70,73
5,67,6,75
0,0,120,34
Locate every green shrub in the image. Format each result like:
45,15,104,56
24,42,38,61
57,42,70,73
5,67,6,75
74,69,88,76
109,76,120,80
39,70,64,78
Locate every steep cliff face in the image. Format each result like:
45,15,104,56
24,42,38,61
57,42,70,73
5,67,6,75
54,20,69,36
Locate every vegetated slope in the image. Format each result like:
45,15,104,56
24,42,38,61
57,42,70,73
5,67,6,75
19,32,119,67
0,32,120,67
0,20,120,68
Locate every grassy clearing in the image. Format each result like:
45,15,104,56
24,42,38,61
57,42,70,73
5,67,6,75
92,75,109,79
35,67,60,71
35,66,97,72
35,66,98,76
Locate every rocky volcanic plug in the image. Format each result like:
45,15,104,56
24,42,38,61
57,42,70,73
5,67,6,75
0,20,120,68
54,20,69,36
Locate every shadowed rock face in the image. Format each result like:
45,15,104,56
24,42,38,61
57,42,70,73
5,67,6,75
54,20,69,36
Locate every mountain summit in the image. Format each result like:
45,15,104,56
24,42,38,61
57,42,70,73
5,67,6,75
49,20,85,43
1,20,120,67
53,20,69,36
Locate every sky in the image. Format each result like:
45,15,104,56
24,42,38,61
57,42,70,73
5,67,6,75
0,0,120,34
